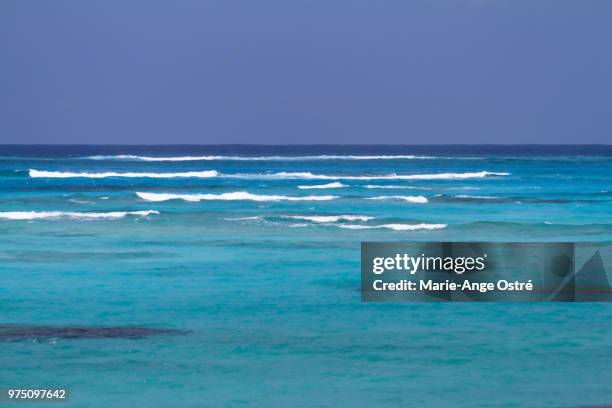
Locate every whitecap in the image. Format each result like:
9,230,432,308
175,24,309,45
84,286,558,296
366,195,429,204
69,199,96,205
29,169,509,181
282,215,373,223
0,210,159,220
84,155,436,161
297,182,346,189
337,223,447,231
136,191,337,202
29,169,219,178
228,171,509,181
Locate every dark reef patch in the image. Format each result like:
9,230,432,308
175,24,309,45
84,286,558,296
0,325,190,341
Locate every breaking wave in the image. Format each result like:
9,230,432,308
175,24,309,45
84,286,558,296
29,169,509,180
366,195,429,203
337,223,447,231
282,215,373,223
297,182,347,189
229,171,509,181
29,169,219,178
0,210,158,220
135,191,337,202
84,155,436,161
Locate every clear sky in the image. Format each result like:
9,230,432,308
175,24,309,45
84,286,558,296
1,0,611,144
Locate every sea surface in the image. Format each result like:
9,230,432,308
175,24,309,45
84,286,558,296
1,145,611,407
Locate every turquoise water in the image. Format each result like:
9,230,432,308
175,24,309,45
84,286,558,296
1,146,611,407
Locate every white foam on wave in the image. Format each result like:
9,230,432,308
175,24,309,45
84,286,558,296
366,195,429,204
229,171,509,180
84,155,436,161
87,155,252,161
0,210,158,220
282,215,373,223
29,169,219,178
29,169,509,181
69,199,96,205
136,191,337,202
298,182,346,189
337,223,447,231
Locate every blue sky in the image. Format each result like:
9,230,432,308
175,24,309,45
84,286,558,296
1,0,611,144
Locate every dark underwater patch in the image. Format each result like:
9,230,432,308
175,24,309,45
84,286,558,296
0,324,190,342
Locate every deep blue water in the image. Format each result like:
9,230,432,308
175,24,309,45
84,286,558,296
1,145,611,407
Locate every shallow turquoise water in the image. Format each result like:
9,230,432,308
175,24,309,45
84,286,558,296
1,146,611,407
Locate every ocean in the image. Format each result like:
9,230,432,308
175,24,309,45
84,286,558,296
1,145,611,407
